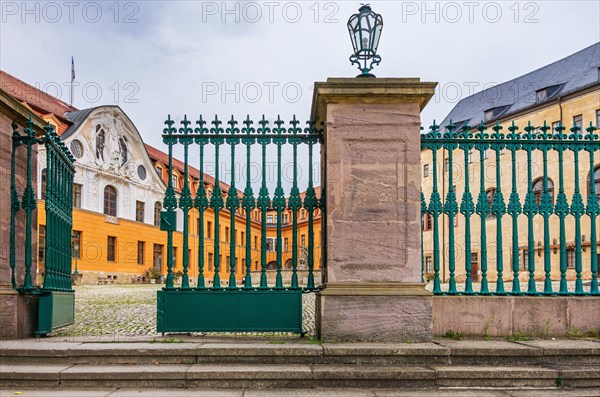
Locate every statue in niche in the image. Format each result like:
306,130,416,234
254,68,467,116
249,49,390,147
119,137,128,166
95,125,105,161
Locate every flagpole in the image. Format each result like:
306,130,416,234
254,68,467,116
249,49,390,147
70,56,75,106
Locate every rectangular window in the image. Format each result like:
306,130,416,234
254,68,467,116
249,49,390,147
241,232,245,245
596,109,600,128
135,201,145,222
154,203,162,226
444,158,450,172
536,89,547,102
423,164,430,177
225,227,230,242
552,121,561,132
153,244,163,270
567,249,576,269
425,256,432,274
172,247,178,267
301,234,306,247
72,183,82,208
255,261,259,270
137,241,145,265
266,237,276,252
468,149,473,163
72,231,82,259
284,238,289,252
267,214,274,224
522,250,529,271
422,213,432,231
300,210,306,220
155,166,162,176
107,236,116,262
573,114,583,128
483,148,489,159
38,225,46,263
471,253,478,265
254,236,258,249
171,175,178,189
206,221,212,239
208,253,214,271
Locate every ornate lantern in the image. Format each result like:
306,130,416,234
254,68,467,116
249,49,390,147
347,4,383,77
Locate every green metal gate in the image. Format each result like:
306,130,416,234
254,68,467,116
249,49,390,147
157,115,323,333
11,118,76,335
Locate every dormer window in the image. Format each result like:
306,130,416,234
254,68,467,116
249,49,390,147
536,84,563,103
484,105,511,122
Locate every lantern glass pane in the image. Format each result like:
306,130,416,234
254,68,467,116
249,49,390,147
372,24,382,52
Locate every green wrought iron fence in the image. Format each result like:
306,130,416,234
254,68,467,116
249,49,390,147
157,115,323,334
11,118,76,334
421,121,599,296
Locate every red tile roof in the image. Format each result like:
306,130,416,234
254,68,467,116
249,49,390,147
0,70,76,134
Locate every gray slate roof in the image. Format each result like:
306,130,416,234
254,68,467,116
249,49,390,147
439,42,600,129
62,106,104,139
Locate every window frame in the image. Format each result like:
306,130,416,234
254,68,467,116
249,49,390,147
103,185,118,217
107,236,117,262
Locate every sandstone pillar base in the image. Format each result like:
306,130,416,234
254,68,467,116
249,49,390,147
316,283,433,342
0,286,39,339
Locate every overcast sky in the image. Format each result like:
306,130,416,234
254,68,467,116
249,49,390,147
2,1,599,189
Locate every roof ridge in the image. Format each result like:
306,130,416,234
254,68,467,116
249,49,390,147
0,69,78,113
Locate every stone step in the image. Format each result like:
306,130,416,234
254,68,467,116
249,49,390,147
2,389,600,397
1,339,599,366
1,363,598,389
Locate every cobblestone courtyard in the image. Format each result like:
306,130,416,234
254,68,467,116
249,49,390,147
53,285,316,338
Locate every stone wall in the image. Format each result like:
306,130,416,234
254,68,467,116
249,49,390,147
433,296,600,337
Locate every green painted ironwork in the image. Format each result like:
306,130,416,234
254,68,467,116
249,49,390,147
421,120,599,296
443,122,458,294
424,122,443,294
506,122,522,295
584,123,599,295
474,123,490,294
11,118,76,335
157,115,323,333
490,122,507,295
569,123,585,295
194,116,209,289
458,123,475,294
241,116,256,289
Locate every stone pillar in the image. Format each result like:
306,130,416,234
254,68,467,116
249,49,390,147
312,78,436,342
0,92,41,339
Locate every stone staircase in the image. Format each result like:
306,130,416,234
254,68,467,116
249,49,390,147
1,338,599,392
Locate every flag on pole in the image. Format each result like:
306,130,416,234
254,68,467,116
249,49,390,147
70,56,75,106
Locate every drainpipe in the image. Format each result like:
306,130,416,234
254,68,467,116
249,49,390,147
558,96,563,124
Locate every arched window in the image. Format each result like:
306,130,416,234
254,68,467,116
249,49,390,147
154,202,162,226
285,259,293,269
104,185,117,216
532,178,554,206
266,261,277,270
486,188,496,219
589,165,600,201
40,169,47,200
